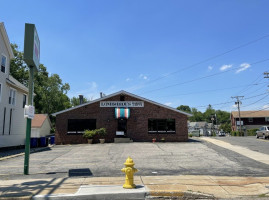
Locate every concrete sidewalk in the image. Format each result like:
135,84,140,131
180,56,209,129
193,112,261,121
1,139,269,199
1,175,269,199
201,137,269,165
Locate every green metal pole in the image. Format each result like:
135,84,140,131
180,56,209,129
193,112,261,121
24,66,34,175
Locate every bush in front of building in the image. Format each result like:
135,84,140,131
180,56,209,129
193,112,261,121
231,131,240,136
212,131,216,137
83,129,96,139
95,128,107,138
247,128,259,136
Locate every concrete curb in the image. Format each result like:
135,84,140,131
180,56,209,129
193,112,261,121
30,185,216,200
32,185,147,200
148,190,215,199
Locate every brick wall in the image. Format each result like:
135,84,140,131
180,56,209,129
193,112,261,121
55,94,188,144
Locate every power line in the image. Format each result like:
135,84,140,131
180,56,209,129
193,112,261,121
193,92,268,109
241,94,269,108
140,58,269,95
218,73,265,110
158,82,267,98
147,34,269,84
236,73,264,95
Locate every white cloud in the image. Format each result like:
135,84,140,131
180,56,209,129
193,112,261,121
236,63,251,74
68,81,99,100
87,81,98,90
263,104,269,109
164,102,172,106
220,64,232,71
126,78,131,82
139,74,148,80
208,66,213,71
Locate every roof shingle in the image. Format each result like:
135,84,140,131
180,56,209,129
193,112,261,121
31,114,48,128
231,110,269,118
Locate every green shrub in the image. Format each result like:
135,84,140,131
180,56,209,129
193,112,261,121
247,128,258,136
95,128,107,138
50,127,55,133
231,131,240,136
83,129,96,139
188,134,193,137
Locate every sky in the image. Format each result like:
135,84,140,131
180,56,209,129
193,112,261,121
1,0,269,112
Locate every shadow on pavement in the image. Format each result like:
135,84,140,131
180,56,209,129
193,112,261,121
0,177,68,198
187,138,202,143
0,146,52,158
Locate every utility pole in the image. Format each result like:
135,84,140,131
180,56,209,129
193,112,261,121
211,115,215,136
264,72,269,88
231,96,244,136
264,72,269,79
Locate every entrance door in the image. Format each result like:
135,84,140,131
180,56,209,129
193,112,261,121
118,118,127,135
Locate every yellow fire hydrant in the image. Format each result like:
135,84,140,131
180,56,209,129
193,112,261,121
121,156,138,189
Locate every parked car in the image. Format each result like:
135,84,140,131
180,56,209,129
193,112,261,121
256,126,269,139
218,131,225,137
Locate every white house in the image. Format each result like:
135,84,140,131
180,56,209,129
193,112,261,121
0,22,28,148
31,114,51,138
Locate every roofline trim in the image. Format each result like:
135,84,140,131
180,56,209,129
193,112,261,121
0,22,15,59
52,90,192,117
6,77,29,93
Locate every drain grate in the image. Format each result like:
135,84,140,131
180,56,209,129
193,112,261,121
68,168,92,177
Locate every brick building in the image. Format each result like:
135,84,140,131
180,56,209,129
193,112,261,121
231,110,269,131
53,90,191,144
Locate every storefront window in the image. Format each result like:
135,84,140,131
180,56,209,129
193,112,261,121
67,119,96,134
148,119,175,134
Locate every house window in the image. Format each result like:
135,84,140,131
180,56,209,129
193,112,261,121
265,117,269,122
1,55,7,73
248,118,253,123
23,94,27,108
9,109,12,135
148,119,175,134
9,89,16,105
67,119,96,134
2,107,6,135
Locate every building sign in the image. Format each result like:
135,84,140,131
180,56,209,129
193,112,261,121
100,101,144,107
24,23,40,70
24,105,35,119
236,121,243,126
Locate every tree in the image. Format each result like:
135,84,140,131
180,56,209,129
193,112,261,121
203,104,215,123
189,108,204,122
70,96,89,107
219,123,232,133
177,105,191,113
215,110,230,124
10,44,29,86
10,43,72,115
36,73,71,114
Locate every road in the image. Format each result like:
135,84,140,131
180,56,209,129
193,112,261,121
0,137,269,180
213,135,269,154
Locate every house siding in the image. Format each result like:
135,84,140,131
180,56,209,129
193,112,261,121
55,94,188,144
231,115,269,131
0,23,27,148
39,118,51,137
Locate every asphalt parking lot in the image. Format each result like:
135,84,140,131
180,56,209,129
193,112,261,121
1,137,269,180
213,136,269,154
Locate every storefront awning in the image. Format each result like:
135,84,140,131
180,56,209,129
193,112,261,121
115,108,130,119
